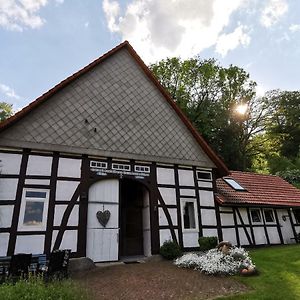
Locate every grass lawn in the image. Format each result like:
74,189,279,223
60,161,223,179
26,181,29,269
219,244,300,300
0,276,88,300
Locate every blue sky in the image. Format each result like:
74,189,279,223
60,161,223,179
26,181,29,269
0,0,300,110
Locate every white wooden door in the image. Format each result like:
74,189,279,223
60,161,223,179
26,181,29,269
277,209,295,244
86,179,119,262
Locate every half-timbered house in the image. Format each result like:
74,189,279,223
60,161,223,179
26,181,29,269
0,41,228,262
216,171,300,246
0,42,299,262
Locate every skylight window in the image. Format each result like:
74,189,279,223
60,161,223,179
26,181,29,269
223,178,246,191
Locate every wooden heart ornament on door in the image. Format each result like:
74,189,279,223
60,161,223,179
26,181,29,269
96,210,111,227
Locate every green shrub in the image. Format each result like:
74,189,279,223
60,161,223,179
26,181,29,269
198,236,218,251
160,240,182,260
0,275,88,300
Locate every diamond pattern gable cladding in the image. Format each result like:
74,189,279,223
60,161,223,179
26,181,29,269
0,48,215,167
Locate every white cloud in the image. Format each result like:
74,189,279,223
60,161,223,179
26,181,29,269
215,25,250,57
289,24,300,33
0,0,63,31
84,21,89,28
0,83,21,100
260,0,288,28
102,0,248,62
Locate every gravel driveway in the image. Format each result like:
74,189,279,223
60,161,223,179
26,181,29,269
73,260,247,300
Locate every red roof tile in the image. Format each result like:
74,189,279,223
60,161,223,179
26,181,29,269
216,171,300,207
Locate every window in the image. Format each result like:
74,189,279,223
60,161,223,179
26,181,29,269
250,209,261,223
112,163,131,171
196,170,212,181
19,189,49,230
264,209,274,223
134,165,150,173
293,209,300,223
183,201,196,229
90,161,107,169
223,178,246,191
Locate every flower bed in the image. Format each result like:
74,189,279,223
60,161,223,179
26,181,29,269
174,247,256,275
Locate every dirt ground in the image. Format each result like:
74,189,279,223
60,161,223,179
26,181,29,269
73,260,247,300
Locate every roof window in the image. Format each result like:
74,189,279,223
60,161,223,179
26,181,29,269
223,178,246,191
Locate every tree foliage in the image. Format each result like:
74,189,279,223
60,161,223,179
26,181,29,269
150,57,265,170
0,102,13,122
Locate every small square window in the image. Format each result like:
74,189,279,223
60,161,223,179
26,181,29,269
264,209,274,223
223,178,246,191
23,201,44,225
183,202,196,229
250,209,261,223
196,171,212,181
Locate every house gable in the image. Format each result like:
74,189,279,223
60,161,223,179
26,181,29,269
0,42,228,173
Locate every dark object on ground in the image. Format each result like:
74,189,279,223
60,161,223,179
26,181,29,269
46,249,71,280
199,236,218,251
8,253,32,278
69,257,95,274
160,240,182,260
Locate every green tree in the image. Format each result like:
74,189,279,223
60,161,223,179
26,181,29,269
150,57,263,170
0,102,13,122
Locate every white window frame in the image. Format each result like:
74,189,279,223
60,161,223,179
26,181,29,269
181,198,199,232
196,170,212,181
250,209,262,223
223,178,246,191
134,165,150,173
112,163,131,171
90,161,107,169
18,189,49,231
263,209,275,223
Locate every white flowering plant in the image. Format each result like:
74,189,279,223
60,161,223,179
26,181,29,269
174,247,255,275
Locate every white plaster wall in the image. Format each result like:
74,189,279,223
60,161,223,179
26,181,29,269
0,205,14,227
0,153,22,174
56,181,79,201
237,208,249,225
158,207,177,226
24,179,50,185
267,227,281,244
27,155,52,176
86,228,119,262
222,228,237,245
198,181,213,188
159,187,176,205
238,228,250,245
52,230,77,252
0,178,18,200
199,190,215,207
157,168,175,185
180,189,195,197
183,231,198,247
202,228,218,238
159,229,179,246
178,169,194,186
15,235,45,254
200,209,217,226
0,233,9,256
253,227,267,244
220,213,235,226
54,204,79,227
58,158,81,178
